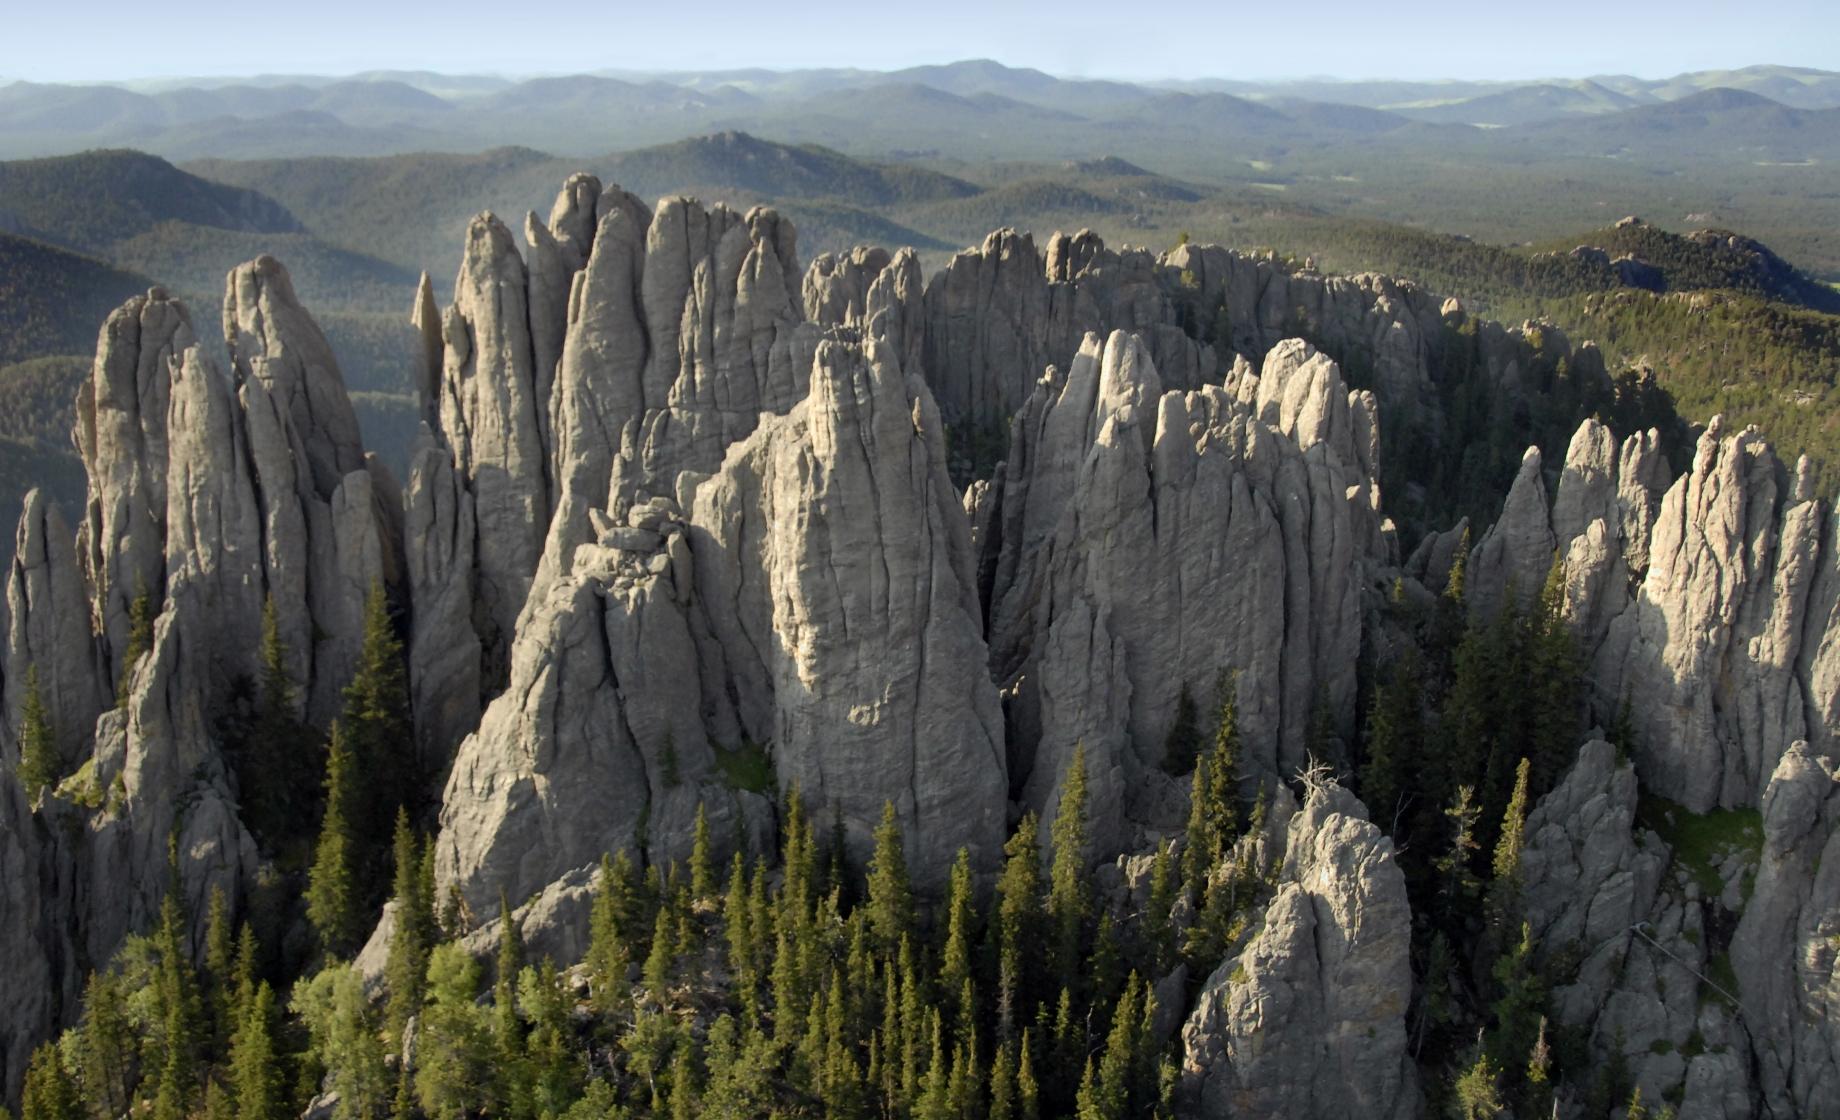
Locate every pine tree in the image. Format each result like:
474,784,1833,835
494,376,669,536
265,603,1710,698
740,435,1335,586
1487,923,1547,1089
587,852,635,1016
292,963,390,1120
231,923,259,1022
994,813,1042,1034
1183,673,1241,897
16,666,61,801
914,1012,951,1120
76,970,132,1118
1161,681,1202,774
1144,841,1176,975
384,810,434,1040
1047,744,1091,993
239,594,317,846
415,945,491,1120
1435,785,1483,926
519,962,578,1119
989,1039,1018,1120
689,802,716,902
1361,650,1422,834
203,886,235,1048
117,584,156,706
644,906,675,1008
230,982,284,1120
340,584,413,879
1017,1030,1041,1120
1529,553,1582,791
19,1043,80,1120
781,787,817,925
1625,1086,1649,1120
1082,975,1141,1120
1453,1047,1504,1119
1488,758,1533,923
667,1046,699,1120
1073,1057,1101,1120
939,847,976,1041
151,880,203,1120
494,894,527,1073
1207,670,1241,831
866,800,913,962
1088,912,1123,1014
200,1079,234,1120
306,720,363,956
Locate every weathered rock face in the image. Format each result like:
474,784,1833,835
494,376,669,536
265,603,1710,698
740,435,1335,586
422,185,819,731
402,429,480,774
435,213,550,681
74,288,194,684
527,188,649,612
805,245,925,378
1163,243,1441,432
1584,420,1821,811
0,773,52,1106
202,263,400,723
224,255,368,497
1179,780,1416,1120
1731,742,1840,1116
603,200,818,514
1447,411,1832,818
1466,447,1556,619
920,229,1214,431
9,267,395,1024
5,491,106,768
980,333,1384,849
1517,739,1755,1117
435,334,1006,916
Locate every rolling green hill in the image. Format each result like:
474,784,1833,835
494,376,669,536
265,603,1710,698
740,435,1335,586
0,231,153,364
0,148,302,252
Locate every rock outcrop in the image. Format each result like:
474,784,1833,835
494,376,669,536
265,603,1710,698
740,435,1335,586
0,774,52,1105
804,245,925,378
74,288,193,684
1448,411,1833,817
979,333,1384,848
5,490,106,768
1519,738,1771,1117
20,184,1840,1120
434,213,550,682
1179,779,1416,1120
7,261,399,1018
435,333,1006,917
1731,742,1840,1116
921,229,1214,430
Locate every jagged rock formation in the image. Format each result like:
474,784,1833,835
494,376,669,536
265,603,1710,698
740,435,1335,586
921,228,1215,429
5,490,106,767
74,288,192,683
435,333,1006,918
16,168,1840,1120
1517,735,1840,1117
1179,778,1416,1119
1732,743,1840,1116
0,258,399,1057
433,212,551,682
1467,447,1557,618
417,182,821,734
804,244,926,378
1515,739,1750,1115
977,333,1385,847
0,776,51,1105
1459,411,1833,815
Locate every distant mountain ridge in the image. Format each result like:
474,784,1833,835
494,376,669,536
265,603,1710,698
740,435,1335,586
6,59,1839,162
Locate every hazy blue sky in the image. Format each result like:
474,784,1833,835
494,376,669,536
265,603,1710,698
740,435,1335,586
3,0,1833,83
